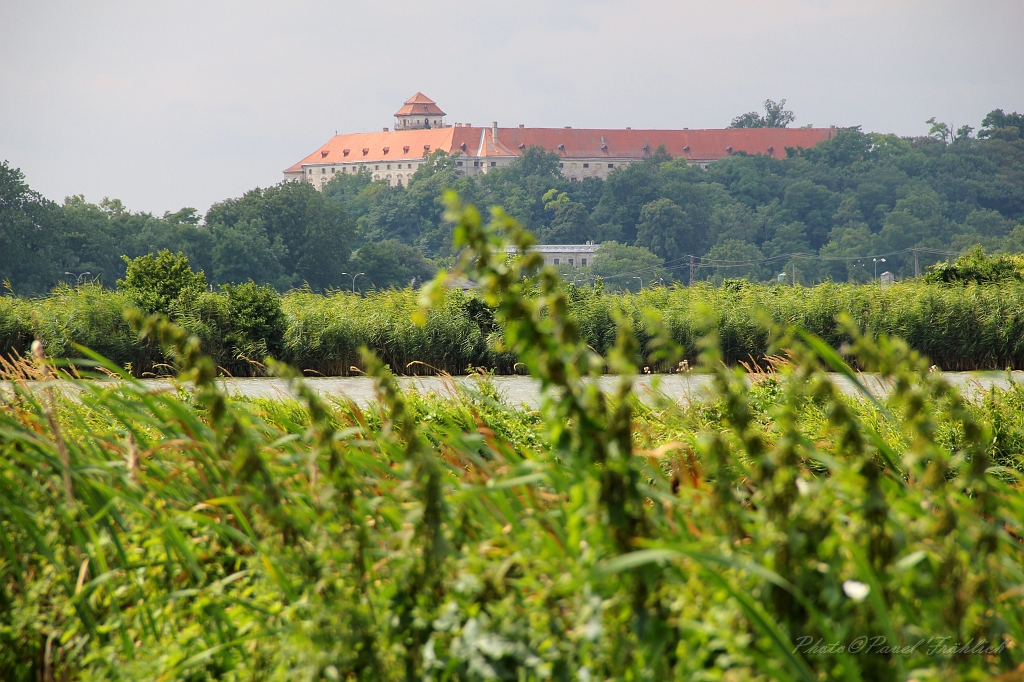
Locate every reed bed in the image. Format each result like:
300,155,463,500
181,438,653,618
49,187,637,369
5,279,1024,375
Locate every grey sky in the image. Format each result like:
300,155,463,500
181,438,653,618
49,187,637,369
2,0,1022,217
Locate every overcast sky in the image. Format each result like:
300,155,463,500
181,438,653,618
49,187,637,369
2,0,1022,217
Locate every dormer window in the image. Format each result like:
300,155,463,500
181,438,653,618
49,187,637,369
683,146,690,153
343,149,350,156
383,147,390,155
726,146,733,154
460,143,467,151
423,145,430,151
403,146,410,153
557,144,565,151
518,143,526,149
362,148,369,155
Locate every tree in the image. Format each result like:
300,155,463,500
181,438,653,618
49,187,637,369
591,241,667,292
818,223,875,282
979,109,1024,140
926,117,954,144
701,239,767,282
634,198,692,263
0,161,62,293
350,239,437,290
779,180,839,249
539,189,592,244
590,161,663,243
211,218,288,288
729,99,796,129
205,181,353,290
222,281,286,359
117,250,207,316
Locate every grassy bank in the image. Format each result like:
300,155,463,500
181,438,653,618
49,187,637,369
1,200,1022,680
5,278,1024,375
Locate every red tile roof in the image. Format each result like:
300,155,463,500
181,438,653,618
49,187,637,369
394,92,446,117
286,126,835,171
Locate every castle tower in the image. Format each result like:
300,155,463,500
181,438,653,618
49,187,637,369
394,92,446,130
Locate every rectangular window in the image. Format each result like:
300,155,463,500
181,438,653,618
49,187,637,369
321,168,326,174
608,164,614,168
559,163,563,168
583,163,589,168
331,168,335,173
568,259,574,266
553,258,560,265
490,161,496,167
375,165,379,170
581,258,587,267
457,161,463,166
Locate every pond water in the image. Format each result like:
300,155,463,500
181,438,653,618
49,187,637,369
183,371,1024,409
6,372,1023,409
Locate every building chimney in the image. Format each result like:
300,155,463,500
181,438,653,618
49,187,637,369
492,121,498,143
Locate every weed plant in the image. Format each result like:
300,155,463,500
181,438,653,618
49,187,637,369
1,197,1022,680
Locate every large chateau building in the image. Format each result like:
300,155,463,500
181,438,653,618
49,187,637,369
285,93,837,189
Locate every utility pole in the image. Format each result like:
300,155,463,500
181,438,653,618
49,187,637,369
689,255,695,286
912,250,920,278
791,260,796,286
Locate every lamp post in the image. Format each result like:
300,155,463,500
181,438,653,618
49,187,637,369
341,272,365,294
873,258,886,282
632,276,643,290
65,271,91,284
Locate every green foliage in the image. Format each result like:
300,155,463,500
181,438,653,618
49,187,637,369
729,98,796,128
116,249,207,316
0,161,62,294
17,275,1024,373
1,201,1022,680
350,239,438,290
923,245,1024,284
590,241,668,291
222,281,286,359
4,105,1024,294
206,180,355,290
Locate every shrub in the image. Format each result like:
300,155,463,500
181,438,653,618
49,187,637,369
116,249,207,315
923,244,1024,283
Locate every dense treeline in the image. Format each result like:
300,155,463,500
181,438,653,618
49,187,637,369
2,108,1023,294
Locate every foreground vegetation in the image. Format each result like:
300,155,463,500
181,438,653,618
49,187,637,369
1,199,1022,680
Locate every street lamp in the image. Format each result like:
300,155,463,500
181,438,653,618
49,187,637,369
341,272,365,294
873,258,886,281
65,271,91,284
632,276,643,290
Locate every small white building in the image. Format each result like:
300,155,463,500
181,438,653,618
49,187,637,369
505,243,599,268
880,271,895,286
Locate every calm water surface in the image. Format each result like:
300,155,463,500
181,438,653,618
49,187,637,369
7,372,1023,409
194,371,1024,408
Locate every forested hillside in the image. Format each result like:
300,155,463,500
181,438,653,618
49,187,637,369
2,108,1022,293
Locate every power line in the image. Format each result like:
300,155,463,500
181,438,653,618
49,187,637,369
588,245,965,282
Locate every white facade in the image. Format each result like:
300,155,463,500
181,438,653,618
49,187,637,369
506,243,600,268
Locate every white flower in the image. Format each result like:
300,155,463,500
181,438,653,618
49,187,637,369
843,580,870,602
